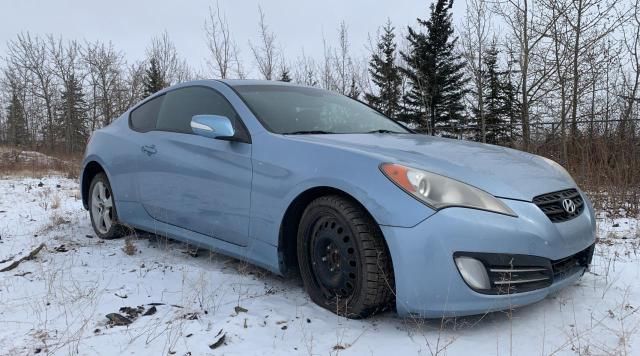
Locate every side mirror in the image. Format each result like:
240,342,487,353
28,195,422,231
190,115,236,140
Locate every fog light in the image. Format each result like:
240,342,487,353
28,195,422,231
455,257,491,290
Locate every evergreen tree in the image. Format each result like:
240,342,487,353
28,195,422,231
143,57,167,97
500,67,520,146
365,20,402,119
57,74,88,153
472,44,519,145
401,0,469,134
475,44,520,145
6,90,27,147
348,77,360,99
481,44,503,144
279,67,292,82
304,68,318,87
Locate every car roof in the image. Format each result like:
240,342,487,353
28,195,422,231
143,79,310,99
217,79,310,89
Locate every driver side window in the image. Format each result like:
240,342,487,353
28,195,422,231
156,86,243,135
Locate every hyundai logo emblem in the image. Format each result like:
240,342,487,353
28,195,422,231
562,199,576,214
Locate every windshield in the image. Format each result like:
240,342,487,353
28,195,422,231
233,85,410,134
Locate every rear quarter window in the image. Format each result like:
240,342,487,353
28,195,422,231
130,95,164,132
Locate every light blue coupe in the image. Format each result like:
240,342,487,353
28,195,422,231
81,80,596,318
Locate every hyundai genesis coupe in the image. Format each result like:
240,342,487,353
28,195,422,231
81,80,596,318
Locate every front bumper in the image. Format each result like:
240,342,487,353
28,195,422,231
381,193,597,318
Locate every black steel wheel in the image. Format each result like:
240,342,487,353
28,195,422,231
297,195,394,318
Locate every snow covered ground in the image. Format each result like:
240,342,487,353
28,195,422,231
0,176,638,356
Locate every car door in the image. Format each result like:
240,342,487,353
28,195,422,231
136,86,253,246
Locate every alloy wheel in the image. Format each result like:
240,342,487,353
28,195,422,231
91,181,114,234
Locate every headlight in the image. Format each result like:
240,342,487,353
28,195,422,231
380,163,517,217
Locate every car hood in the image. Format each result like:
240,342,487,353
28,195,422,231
291,133,576,201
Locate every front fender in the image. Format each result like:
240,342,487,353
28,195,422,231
248,132,436,247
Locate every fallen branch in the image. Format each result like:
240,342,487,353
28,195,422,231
0,243,45,272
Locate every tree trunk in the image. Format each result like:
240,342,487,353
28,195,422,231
520,0,531,151
569,0,583,142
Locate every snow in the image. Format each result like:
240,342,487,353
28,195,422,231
0,176,638,355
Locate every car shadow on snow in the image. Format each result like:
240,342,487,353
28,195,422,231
119,228,590,333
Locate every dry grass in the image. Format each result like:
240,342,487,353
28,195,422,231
529,135,640,216
123,237,138,256
0,145,81,179
50,194,61,210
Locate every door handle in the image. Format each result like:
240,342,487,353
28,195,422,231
141,144,157,156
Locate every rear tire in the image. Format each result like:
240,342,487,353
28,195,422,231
297,195,394,318
89,173,125,239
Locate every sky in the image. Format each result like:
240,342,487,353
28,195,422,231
0,0,467,77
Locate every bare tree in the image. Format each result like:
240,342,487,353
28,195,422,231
278,54,292,82
0,95,5,143
333,21,352,95
204,1,237,79
49,37,81,82
545,0,573,162
293,49,318,86
563,0,626,138
316,22,361,97
493,0,561,149
83,40,126,128
249,6,278,80
620,0,640,136
49,37,89,153
461,0,492,142
233,46,247,79
320,36,334,90
124,61,146,107
146,31,192,86
6,33,57,149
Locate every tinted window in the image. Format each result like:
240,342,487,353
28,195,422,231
130,95,164,132
234,85,408,134
157,86,240,134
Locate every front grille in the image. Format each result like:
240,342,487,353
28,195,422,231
552,244,595,280
455,244,594,295
533,189,584,223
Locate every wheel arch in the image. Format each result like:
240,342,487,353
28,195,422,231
81,160,106,210
277,186,393,277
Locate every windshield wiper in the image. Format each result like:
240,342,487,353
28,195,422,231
367,129,403,134
283,130,334,135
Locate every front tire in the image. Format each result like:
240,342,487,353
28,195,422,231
89,173,124,239
297,195,394,318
